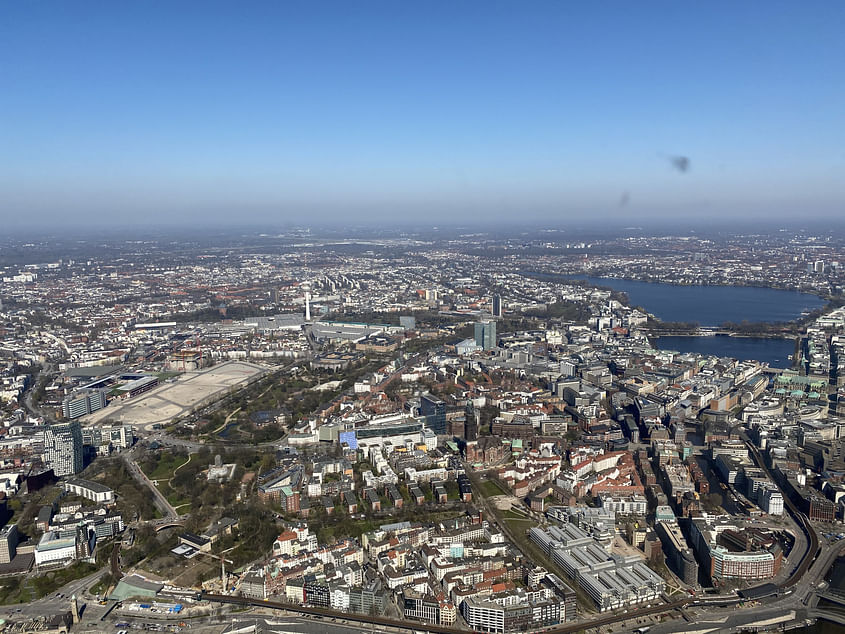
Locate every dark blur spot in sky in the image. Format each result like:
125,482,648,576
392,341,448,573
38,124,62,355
670,156,691,173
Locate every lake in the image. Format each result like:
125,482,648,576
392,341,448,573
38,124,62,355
655,335,796,368
560,274,824,326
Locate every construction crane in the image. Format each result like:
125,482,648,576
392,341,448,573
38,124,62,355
195,550,234,590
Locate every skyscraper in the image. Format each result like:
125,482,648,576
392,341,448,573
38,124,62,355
474,320,497,350
492,294,503,318
43,421,84,477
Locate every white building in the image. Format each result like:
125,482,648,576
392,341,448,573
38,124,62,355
599,494,647,515
461,597,504,633
330,584,350,611
34,531,77,566
63,478,115,504
761,487,784,516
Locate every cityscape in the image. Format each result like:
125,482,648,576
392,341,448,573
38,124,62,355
0,228,845,633
3,2,845,634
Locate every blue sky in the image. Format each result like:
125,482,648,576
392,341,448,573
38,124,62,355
2,1,844,227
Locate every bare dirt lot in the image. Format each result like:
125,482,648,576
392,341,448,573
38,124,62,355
84,361,268,430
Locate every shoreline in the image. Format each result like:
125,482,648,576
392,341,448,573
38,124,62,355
525,269,829,300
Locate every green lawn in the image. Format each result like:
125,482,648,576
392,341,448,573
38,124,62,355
142,453,190,481
156,481,193,509
478,478,509,498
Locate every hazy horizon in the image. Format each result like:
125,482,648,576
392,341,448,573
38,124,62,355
2,2,844,227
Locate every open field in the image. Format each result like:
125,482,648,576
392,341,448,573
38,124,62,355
142,453,191,482
478,478,510,498
83,361,269,430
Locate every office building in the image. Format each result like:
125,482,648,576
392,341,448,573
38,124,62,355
62,389,107,420
492,294,503,318
0,524,19,564
420,393,446,435
689,518,782,582
529,526,664,612
34,531,77,566
475,320,497,350
760,486,784,516
43,421,84,477
82,423,134,454
655,520,698,585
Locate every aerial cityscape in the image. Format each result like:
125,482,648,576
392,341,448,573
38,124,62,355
2,2,845,634
0,227,844,634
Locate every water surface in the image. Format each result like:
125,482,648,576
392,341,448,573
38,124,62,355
554,273,824,325
655,335,796,368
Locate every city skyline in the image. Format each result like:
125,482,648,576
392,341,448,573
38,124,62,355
2,1,844,227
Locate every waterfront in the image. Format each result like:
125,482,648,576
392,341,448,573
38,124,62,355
560,274,825,325
792,622,845,634
655,335,796,369
788,557,845,634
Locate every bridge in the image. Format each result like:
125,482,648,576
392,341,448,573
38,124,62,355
810,605,845,626
151,515,189,531
817,588,845,607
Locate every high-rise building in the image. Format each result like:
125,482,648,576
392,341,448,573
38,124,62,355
62,389,107,420
43,421,84,477
465,401,479,441
474,320,497,350
420,394,446,435
492,294,503,318
0,524,19,564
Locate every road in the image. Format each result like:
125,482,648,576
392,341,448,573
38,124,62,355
121,449,179,518
0,568,106,622
21,362,56,420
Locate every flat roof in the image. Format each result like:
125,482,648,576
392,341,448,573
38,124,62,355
65,477,113,493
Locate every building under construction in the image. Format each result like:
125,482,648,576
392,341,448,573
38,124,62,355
166,349,205,371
